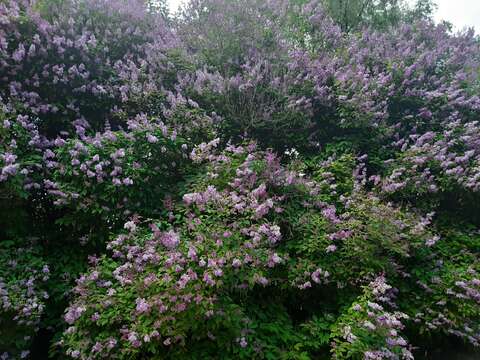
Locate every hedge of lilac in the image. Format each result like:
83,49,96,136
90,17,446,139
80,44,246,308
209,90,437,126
1,0,479,359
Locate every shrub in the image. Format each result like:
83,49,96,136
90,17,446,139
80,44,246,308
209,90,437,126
60,144,458,359
0,241,49,359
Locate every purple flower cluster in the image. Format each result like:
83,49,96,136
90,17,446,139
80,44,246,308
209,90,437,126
333,276,413,360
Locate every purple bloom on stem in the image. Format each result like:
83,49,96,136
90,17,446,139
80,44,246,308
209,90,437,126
161,230,180,249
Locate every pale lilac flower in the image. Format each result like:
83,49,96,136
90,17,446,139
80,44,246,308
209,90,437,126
124,221,137,232
326,244,337,253
135,298,150,314
161,230,180,249
239,337,247,348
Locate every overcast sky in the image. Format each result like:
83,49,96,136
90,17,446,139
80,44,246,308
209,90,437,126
411,0,480,33
166,0,480,33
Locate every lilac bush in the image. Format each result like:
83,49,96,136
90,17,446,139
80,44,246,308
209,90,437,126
331,276,413,359
49,106,214,230
0,0,193,204
59,143,456,358
401,229,480,349
177,0,480,155
1,0,480,358
0,0,178,135
0,243,49,359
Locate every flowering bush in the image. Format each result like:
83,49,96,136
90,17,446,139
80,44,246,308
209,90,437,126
49,109,213,229
399,229,480,348
331,276,412,359
0,242,49,359
1,0,480,358
0,0,178,135
177,0,480,154
59,144,472,359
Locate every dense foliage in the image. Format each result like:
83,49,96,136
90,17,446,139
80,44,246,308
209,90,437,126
1,0,479,359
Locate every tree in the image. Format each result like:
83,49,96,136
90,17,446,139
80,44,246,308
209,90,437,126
321,0,437,32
